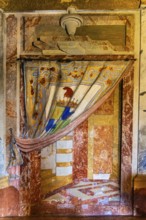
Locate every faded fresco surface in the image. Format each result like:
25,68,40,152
139,7,146,173
0,11,5,178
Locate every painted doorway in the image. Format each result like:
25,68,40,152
39,74,134,216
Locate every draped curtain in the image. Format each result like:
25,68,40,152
16,60,133,153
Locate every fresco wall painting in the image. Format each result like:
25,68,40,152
0,9,140,217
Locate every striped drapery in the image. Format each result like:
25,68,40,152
16,60,133,152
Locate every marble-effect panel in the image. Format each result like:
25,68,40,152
30,151,41,205
0,186,19,217
120,67,133,211
19,151,41,216
73,120,88,180
6,15,17,61
93,126,113,174
21,16,42,52
19,152,31,216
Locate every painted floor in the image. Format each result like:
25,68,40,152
38,179,121,215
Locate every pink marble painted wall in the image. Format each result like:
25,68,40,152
0,186,19,217
120,67,134,214
73,120,88,180
93,126,113,174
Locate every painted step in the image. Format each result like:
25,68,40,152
41,175,72,194
41,169,54,180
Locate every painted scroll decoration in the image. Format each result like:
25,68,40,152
16,60,133,152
